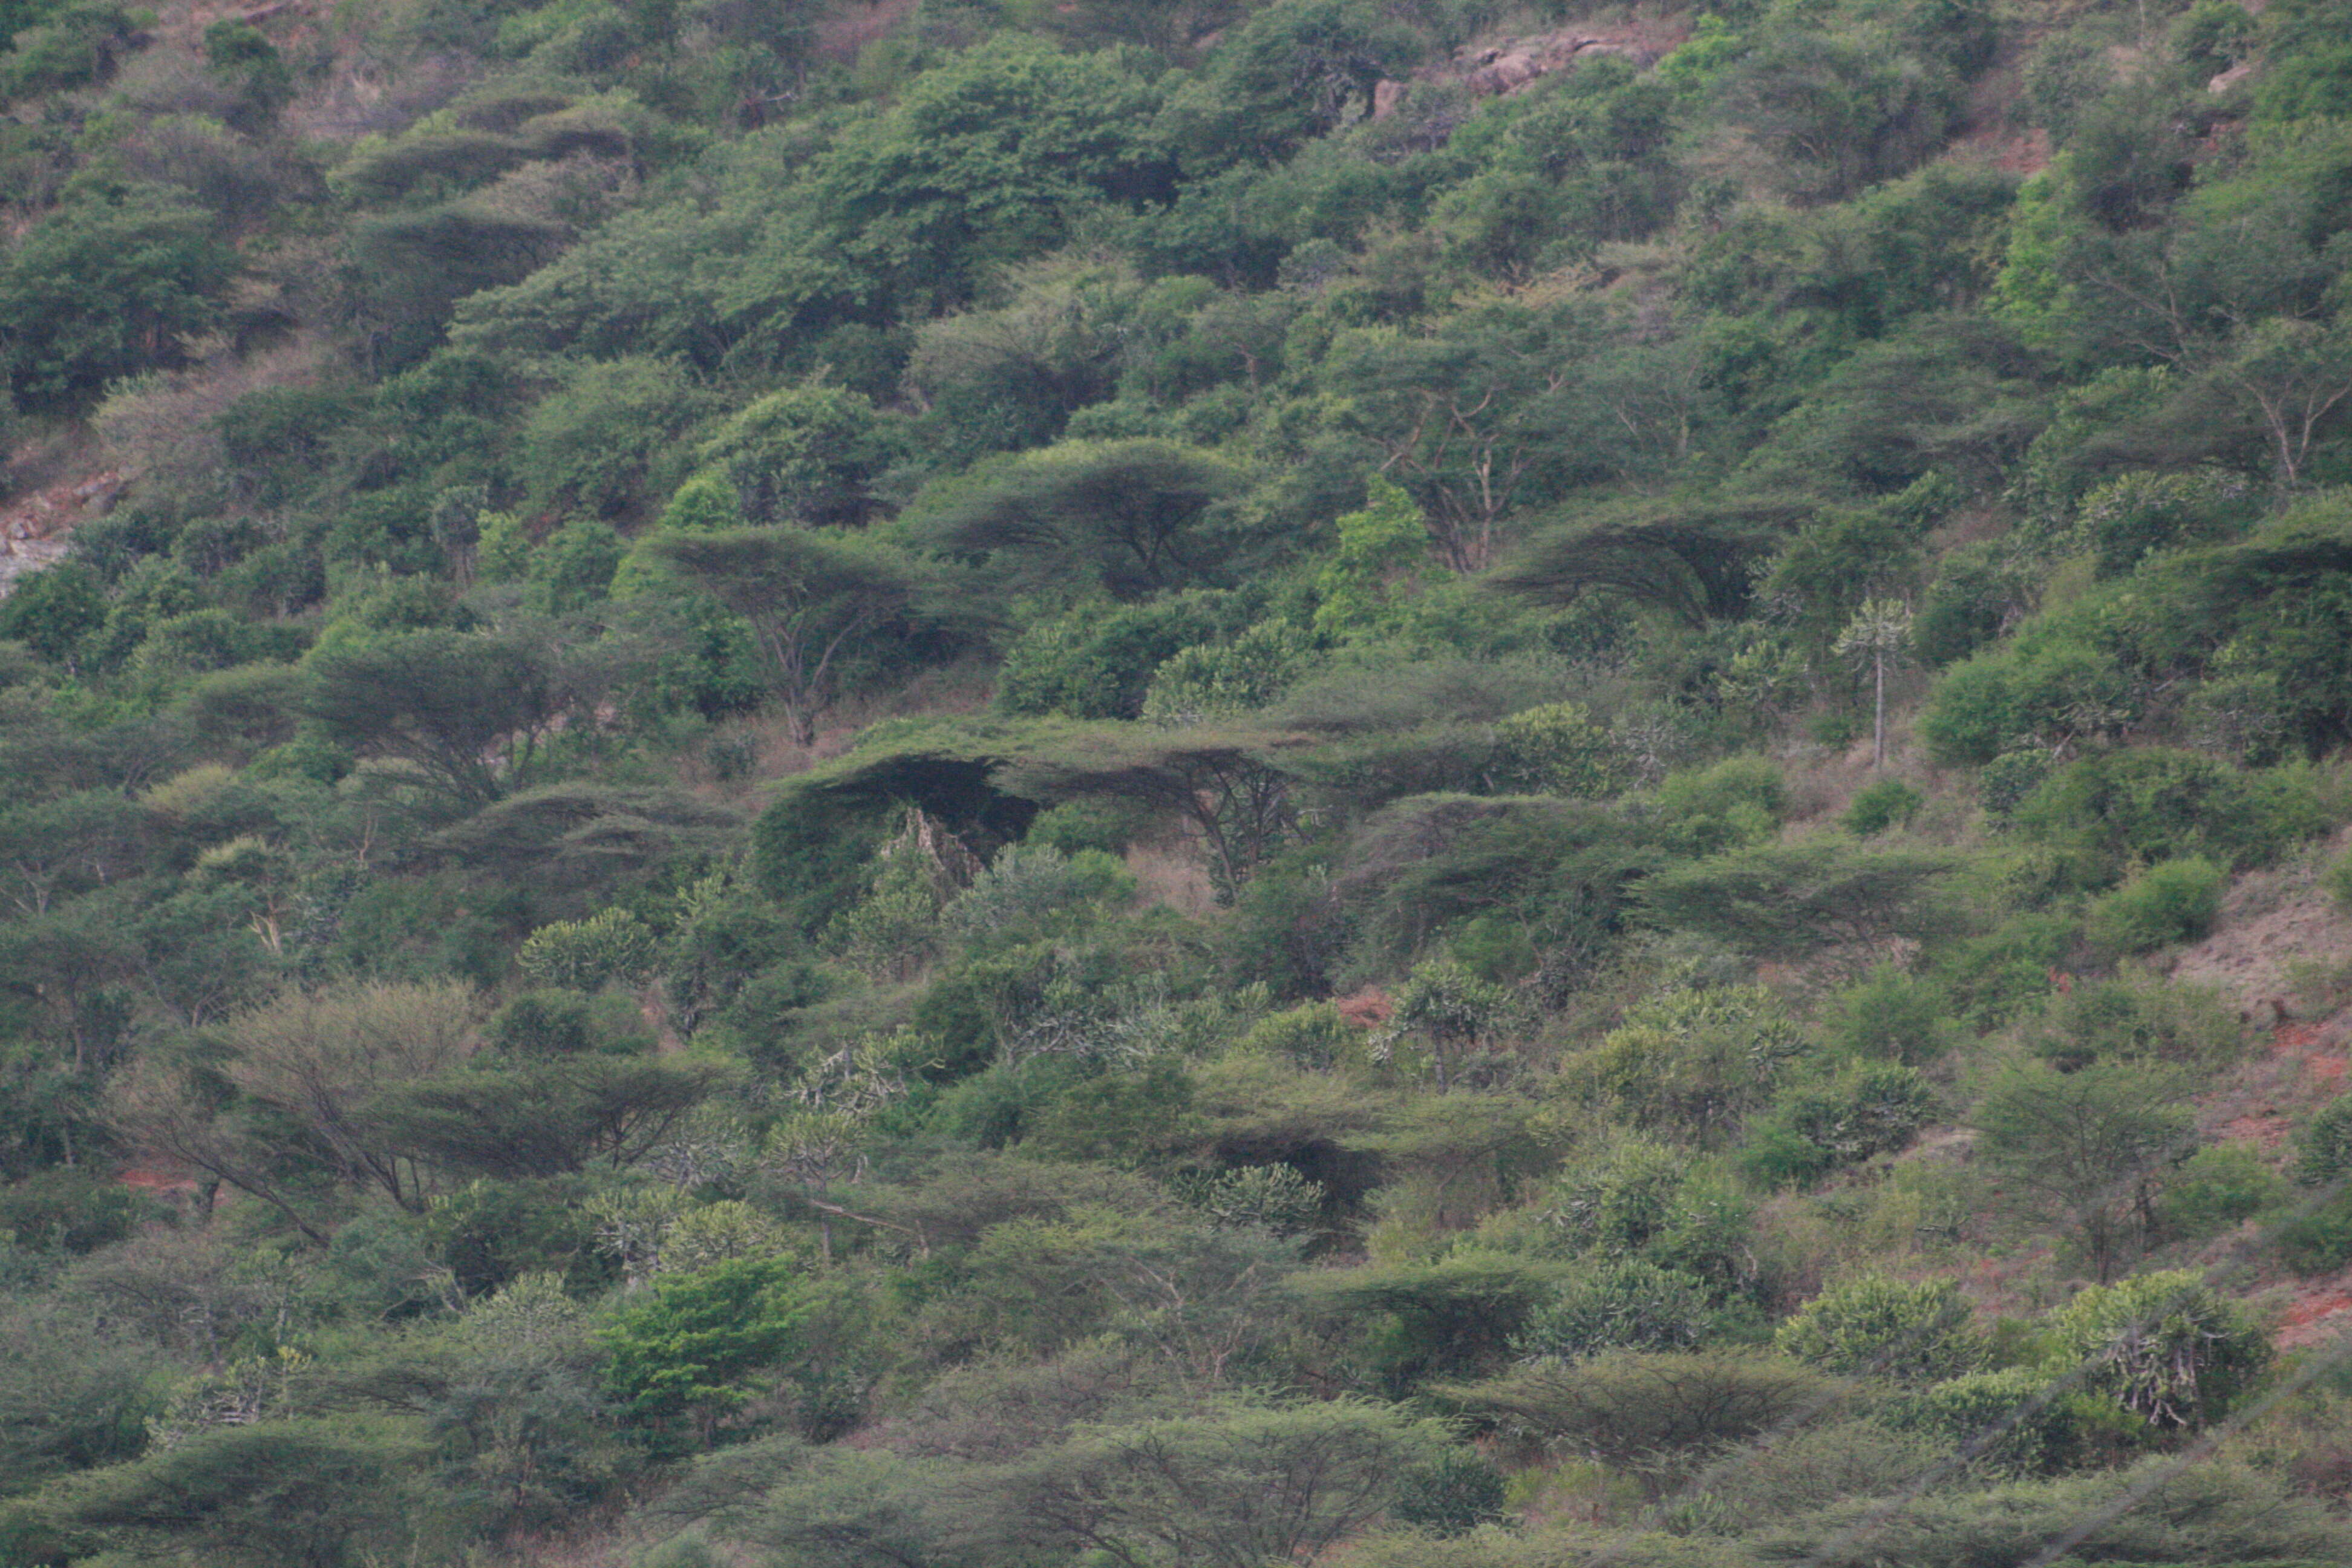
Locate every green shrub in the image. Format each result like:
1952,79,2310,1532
1737,1063,1935,1187
2295,1094,2352,1187
518,907,660,990
601,1255,808,1452
2024,975,2247,1073
1820,964,1956,1066
1512,1260,1717,1362
1236,1002,1358,1071
0,1168,145,1253
2044,1269,2269,1428
2275,1187,2352,1275
1775,1274,1980,1384
2158,1143,2286,1241
491,988,655,1056
1388,1449,1507,1536
1842,778,1924,837
1933,912,2079,1028
2323,852,2352,915
1443,1350,1843,1481
1978,750,2054,819
2017,750,2331,883
1025,797,1154,855
1884,1367,2103,1475
1651,756,1786,855
2084,857,2226,956
0,189,237,411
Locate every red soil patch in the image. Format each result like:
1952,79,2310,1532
2277,1281,2352,1349
814,0,918,65
116,1166,200,1196
2220,1111,2295,1150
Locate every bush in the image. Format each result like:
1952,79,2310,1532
1443,1350,1845,1480
2043,1269,2269,1428
2158,1143,2285,1241
1884,1367,2103,1475
1236,1002,1357,1071
1651,756,1786,856
1389,1449,1507,1536
2016,750,2331,883
2024,975,2246,1073
1933,911,2079,1028
2275,1187,2352,1275
0,1169,144,1253
1775,1274,1980,1384
2296,1093,2352,1187
491,988,656,1056
1842,778,1924,837
1737,1064,1935,1188
1511,1260,1717,1362
1977,750,2054,820
2084,857,2226,956
1819,964,1955,1066
943,845,1135,944
2324,852,2352,915
518,908,660,991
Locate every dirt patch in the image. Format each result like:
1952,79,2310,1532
2171,846,2352,1016
1125,837,1217,918
815,0,920,65
117,1165,201,1197
2219,1109,2295,1150
2275,1275,2352,1350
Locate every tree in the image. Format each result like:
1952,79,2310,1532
27,1418,427,1568
981,1397,1458,1568
909,439,1249,601
2215,318,2352,492
1158,0,1423,169
304,631,559,807
0,791,145,917
365,1057,722,1178
0,561,105,667
1440,1350,1845,1489
694,380,901,527
1635,840,1959,963
1973,1062,2196,1281
998,725,1310,894
1328,297,1610,572
0,188,237,411
1834,598,1913,770
800,36,1175,312
1377,956,1517,1094
1497,491,1817,628
641,526,928,747
601,1255,806,1451
220,980,480,1214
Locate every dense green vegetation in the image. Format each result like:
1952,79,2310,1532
4,0,2352,1561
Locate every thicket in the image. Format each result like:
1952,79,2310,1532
0,0,2350,1563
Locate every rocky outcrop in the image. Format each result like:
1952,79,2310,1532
1371,24,1679,117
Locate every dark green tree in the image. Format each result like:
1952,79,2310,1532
0,188,235,411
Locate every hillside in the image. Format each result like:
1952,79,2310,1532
4,0,2352,1564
